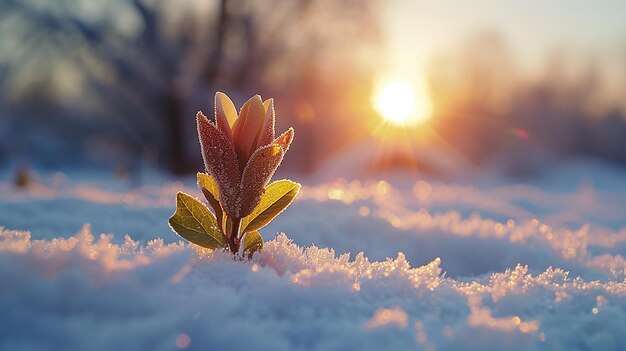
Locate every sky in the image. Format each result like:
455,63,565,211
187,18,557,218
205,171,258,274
383,0,626,80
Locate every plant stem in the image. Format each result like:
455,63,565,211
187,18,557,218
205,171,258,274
228,217,242,254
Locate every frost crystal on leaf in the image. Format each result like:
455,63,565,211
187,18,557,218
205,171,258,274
174,92,298,255
239,144,285,217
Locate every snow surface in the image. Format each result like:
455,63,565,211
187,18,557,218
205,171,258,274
1,161,626,350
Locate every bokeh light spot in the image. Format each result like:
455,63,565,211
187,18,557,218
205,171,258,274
176,333,191,349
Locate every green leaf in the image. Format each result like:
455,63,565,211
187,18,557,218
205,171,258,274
169,192,227,249
240,179,300,233
197,172,224,229
242,230,263,258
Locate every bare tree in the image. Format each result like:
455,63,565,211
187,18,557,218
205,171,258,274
0,0,381,173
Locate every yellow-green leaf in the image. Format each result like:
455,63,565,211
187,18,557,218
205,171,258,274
242,231,263,258
198,172,220,200
240,179,300,233
197,172,224,228
169,192,227,249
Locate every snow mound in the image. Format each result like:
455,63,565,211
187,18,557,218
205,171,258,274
2,225,625,351
2,163,626,350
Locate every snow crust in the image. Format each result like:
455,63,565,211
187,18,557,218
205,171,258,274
1,162,626,350
1,226,625,350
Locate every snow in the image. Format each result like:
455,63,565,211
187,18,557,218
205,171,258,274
1,161,626,350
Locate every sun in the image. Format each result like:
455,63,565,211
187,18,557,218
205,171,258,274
372,81,432,127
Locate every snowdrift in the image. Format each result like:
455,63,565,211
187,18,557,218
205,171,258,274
1,163,626,350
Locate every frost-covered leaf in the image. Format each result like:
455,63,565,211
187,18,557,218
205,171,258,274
258,98,275,147
242,230,263,258
196,111,241,218
169,192,226,249
274,128,294,152
197,172,224,229
241,179,300,233
238,144,285,218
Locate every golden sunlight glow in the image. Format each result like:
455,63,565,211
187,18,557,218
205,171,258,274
372,80,433,127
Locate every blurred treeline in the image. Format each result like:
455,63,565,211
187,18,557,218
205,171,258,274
428,33,626,175
0,0,381,174
1,2,626,177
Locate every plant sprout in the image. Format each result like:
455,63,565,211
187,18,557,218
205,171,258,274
169,92,299,257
